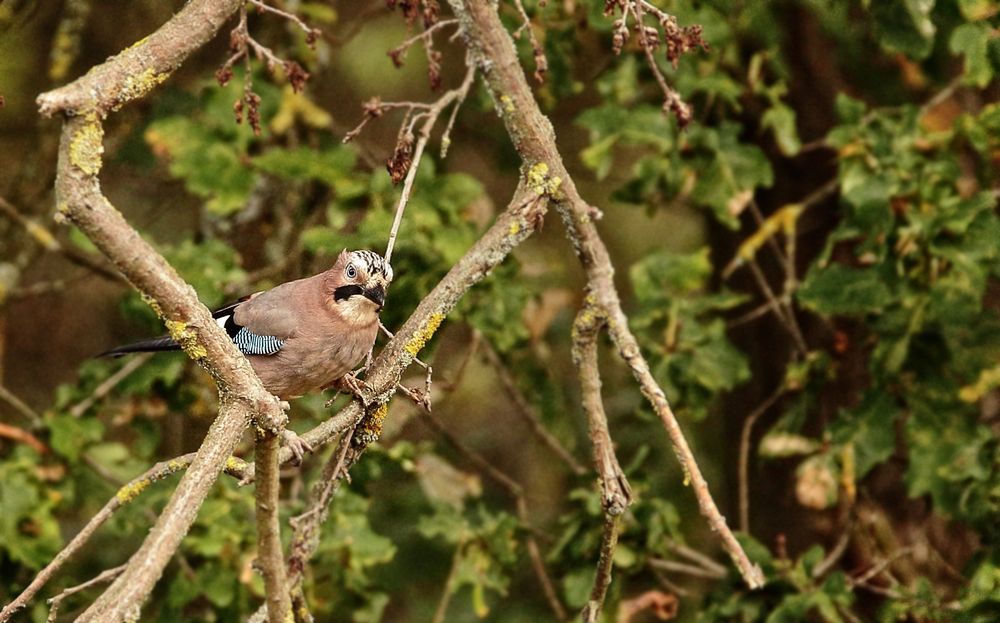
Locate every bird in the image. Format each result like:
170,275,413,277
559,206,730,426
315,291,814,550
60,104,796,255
101,249,393,459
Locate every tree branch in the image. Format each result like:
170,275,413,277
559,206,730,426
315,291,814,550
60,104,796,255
254,432,291,622
44,564,126,623
32,2,291,618
573,304,632,621
0,453,249,622
583,515,622,623
37,0,243,118
446,0,764,589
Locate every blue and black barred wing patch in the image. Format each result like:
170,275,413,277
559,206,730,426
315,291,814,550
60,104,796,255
232,327,285,356
214,302,285,357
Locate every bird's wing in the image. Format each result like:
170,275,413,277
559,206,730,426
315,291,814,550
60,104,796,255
101,281,309,359
222,279,315,356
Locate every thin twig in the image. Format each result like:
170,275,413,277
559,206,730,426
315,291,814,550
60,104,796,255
738,384,786,533
812,517,855,579
45,564,127,623
650,567,690,597
0,384,43,428
510,0,547,83
582,515,622,623
627,0,691,125
247,0,316,38
0,452,250,622
69,353,153,418
0,422,48,454
431,544,464,623
648,557,726,580
0,196,122,283
666,539,728,578
727,299,781,329
745,259,808,355
8,279,69,300
384,59,476,264
850,547,915,587
482,340,587,476
389,17,458,63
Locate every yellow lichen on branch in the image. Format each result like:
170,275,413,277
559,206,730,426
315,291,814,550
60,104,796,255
165,319,208,360
526,162,563,198
357,402,390,444
115,68,170,111
69,114,104,176
404,312,445,357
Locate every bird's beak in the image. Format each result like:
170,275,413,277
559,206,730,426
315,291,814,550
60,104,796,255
363,285,385,311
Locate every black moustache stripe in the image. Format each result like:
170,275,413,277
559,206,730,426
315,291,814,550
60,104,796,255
334,284,364,302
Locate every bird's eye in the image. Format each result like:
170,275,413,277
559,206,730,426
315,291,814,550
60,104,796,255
346,264,357,279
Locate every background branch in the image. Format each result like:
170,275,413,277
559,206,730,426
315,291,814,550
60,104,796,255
447,0,764,589
573,305,633,621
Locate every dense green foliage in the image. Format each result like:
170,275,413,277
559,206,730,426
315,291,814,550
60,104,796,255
1,0,999,621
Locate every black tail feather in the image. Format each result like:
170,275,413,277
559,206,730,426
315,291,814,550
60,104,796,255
98,336,180,358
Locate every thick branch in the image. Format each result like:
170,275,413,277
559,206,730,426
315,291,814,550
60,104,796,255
254,432,291,622
36,3,287,616
77,402,253,621
446,0,764,589
37,0,242,117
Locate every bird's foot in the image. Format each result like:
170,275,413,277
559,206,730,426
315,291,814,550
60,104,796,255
335,372,371,405
282,429,314,466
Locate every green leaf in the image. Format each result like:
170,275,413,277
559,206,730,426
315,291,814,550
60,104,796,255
631,247,712,301
47,413,104,462
0,458,61,568
798,264,892,315
145,117,255,215
761,103,801,156
688,124,774,229
580,133,618,180
562,567,594,609
831,391,898,477
950,23,996,88
957,0,999,21
254,145,367,200
353,593,390,623
870,0,937,59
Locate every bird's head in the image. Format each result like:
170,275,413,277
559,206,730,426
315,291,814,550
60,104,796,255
327,249,393,315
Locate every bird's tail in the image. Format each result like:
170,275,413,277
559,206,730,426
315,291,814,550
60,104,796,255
98,336,180,358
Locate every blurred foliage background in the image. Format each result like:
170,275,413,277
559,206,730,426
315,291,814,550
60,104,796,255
1,0,1000,621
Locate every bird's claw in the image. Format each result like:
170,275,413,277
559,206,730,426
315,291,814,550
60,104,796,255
336,372,371,404
282,429,314,466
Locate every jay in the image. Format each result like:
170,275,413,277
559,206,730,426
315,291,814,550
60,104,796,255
102,249,392,458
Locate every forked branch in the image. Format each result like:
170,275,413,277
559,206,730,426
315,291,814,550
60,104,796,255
447,0,764,589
